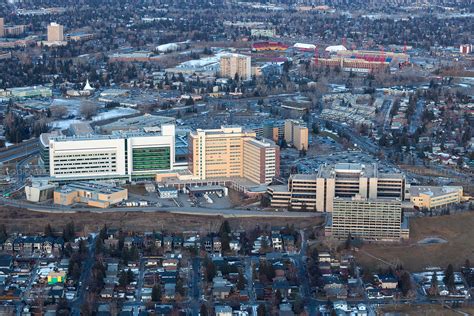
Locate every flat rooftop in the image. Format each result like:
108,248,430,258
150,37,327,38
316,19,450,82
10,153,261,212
50,129,171,142
69,122,93,136
409,185,462,197
40,131,62,147
55,181,125,195
318,163,405,179
100,114,175,132
319,163,376,178
334,162,364,173
186,185,226,192
290,174,315,181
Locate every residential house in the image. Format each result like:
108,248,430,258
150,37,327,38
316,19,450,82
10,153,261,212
213,237,222,253
271,234,283,251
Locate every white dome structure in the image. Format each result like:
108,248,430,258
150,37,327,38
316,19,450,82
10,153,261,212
325,45,347,53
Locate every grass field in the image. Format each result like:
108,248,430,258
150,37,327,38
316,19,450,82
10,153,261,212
0,206,323,235
355,212,474,272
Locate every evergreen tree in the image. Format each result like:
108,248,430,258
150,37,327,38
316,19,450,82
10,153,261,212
237,271,246,291
444,264,455,290
0,224,7,243
293,294,304,314
44,224,54,237
200,304,208,316
62,222,75,242
151,285,162,302
176,277,185,296
398,272,412,296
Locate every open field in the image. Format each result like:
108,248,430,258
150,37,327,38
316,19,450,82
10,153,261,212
355,212,474,271
379,304,474,316
0,206,323,235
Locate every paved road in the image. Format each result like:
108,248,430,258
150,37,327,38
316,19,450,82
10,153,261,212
0,140,39,163
190,257,202,316
15,261,40,316
382,99,393,132
316,118,380,155
409,98,425,136
0,198,322,218
135,257,146,302
245,257,256,305
71,235,97,316
292,230,318,315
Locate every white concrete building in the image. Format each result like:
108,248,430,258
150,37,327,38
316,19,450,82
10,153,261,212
48,125,175,181
25,180,56,202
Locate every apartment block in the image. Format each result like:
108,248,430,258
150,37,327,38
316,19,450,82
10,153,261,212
0,18,4,37
326,196,408,241
410,186,464,210
267,163,407,212
250,121,284,143
284,119,308,151
243,138,280,184
189,126,279,184
47,22,64,42
48,125,175,181
219,53,251,81
5,25,26,36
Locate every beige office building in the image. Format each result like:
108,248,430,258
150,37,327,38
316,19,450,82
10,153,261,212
410,186,464,210
326,196,408,241
284,119,308,151
54,182,128,208
219,53,251,81
47,22,64,42
243,138,280,184
267,163,407,212
5,25,26,36
189,126,279,184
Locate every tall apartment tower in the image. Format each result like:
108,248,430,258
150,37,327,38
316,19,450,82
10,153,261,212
219,54,252,81
284,119,308,151
0,18,4,37
188,126,280,184
243,138,280,184
47,22,64,42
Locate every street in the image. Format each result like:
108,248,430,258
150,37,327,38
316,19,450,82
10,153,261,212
0,197,323,218
71,234,97,316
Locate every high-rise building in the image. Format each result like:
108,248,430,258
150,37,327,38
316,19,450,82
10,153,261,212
48,125,176,181
189,126,279,184
189,126,256,180
267,163,407,212
284,119,308,151
243,138,280,184
0,18,4,37
326,195,408,241
315,163,406,212
219,54,251,81
47,22,64,42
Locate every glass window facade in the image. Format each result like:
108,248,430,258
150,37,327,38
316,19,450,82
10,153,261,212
132,147,170,171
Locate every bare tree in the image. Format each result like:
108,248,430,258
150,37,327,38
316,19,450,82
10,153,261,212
80,102,99,120
50,105,68,119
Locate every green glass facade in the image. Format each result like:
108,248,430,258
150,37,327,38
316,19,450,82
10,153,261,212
132,147,170,171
